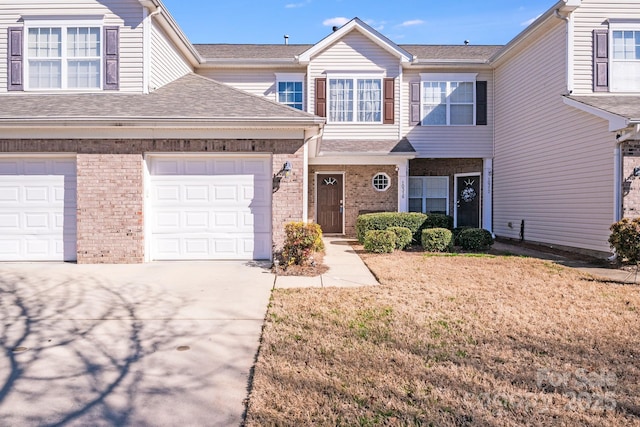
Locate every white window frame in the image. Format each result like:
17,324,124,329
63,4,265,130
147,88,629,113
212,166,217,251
326,73,384,124
275,73,305,110
609,20,640,93
23,17,104,92
408,176,449,215
420,73,477,126
372,172,391,192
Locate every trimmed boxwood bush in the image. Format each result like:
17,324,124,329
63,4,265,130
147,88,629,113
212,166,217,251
453,226,474,245
423,213,454,230
282,222,324,266
364,230,396,253
387,226,412,250
421,228,453,252
609,218,640,263
356,212,428,243
457,228,494,251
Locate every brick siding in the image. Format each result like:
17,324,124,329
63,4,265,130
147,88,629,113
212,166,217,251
0,139,305,263
309,165,398,237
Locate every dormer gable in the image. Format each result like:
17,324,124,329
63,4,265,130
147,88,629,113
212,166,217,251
297,18,413,65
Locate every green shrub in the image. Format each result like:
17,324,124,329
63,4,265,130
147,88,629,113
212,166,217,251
609,218,640,263
364,230,396,253
387,226,413,250
421,228,453,252
457,228,494,251
356,212,428,243
282,222,324,266
453,226,474,245
423,213,454,230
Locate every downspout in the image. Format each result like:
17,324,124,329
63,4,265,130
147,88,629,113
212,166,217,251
143,6,163,94
554,8,574,94
303,126,324,223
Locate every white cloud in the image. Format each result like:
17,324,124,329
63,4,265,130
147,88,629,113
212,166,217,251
285,0,310,8
323,17,350,27
364,19,386,31
399,19,424,27
521,14,541,27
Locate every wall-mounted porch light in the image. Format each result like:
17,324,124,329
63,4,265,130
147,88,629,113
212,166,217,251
634,166,640,177
272,161,293,192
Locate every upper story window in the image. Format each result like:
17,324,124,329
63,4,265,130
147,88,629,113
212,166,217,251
328,75,382,123
610,22,640,92
420,74,477,126
26,24,102,90
275,73,305,110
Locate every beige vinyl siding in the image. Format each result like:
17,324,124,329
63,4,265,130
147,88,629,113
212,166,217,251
149,21,191,90
308,30,400,140
402,69,494,158
197,68,306,105
494,21,615,254
0,0,144,93
572,0,640,94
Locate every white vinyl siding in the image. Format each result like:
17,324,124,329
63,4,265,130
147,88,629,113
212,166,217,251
149,20,191,90
572,0,640,94
308,30,400,140
0,0,144,93
403,69,493,158
494,21,614,253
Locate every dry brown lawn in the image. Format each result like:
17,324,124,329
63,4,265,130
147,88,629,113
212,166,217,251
245,250,640,427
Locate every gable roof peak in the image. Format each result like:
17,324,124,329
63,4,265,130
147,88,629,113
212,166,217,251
298,17,414,64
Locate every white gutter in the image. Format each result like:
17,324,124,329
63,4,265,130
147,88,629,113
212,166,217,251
0,117,326,128
554,7,575,93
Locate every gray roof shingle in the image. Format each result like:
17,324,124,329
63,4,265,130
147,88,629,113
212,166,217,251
0,73,320,123
194,43,503,62
568,96,640,121
319,138,416,155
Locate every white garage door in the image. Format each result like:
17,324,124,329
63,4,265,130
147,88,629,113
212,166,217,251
149,156,272,260
0,157,77,261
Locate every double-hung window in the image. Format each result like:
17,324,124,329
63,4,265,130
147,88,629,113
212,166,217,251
610,21,640,92
409,176,449,215
275,73,305,110
420,73,477,126
328,75,382,123
25,20,102,90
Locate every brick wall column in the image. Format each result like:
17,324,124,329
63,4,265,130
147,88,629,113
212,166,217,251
76,154,144,263
271,148,305,252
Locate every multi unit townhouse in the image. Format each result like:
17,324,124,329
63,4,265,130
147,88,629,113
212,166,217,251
0,0,639,263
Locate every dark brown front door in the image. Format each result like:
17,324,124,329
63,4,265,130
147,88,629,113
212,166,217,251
456,174,481,228
317,174,343,234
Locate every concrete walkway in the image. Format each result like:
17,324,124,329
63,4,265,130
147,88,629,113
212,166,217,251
274,237,379,288
493,241,640,284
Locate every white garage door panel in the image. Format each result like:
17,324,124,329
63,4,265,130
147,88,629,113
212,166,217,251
149,157,272,260
0,158,77,261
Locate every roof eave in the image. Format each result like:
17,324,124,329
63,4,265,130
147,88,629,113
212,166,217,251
490,0,581,65
198,59,301,68
0,117,326,128
563,96,629,131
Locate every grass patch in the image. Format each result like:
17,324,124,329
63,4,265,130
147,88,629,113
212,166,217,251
246,249,640,426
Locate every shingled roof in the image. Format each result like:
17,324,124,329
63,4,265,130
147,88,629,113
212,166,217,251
568,96,640,122
194,43,503,63
318,138,416,156
0,73,322,124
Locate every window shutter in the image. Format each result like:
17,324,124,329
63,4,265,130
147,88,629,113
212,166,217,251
593,29,609,92
476,81,487,126
7,27,23,91
104,26,119,90
315,78,326,117
409,81,421,126
383,77,395,124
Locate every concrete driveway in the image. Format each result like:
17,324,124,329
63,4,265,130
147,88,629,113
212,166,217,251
0,261,275,426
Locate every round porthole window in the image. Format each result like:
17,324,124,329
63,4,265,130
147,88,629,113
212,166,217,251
372,173,390,191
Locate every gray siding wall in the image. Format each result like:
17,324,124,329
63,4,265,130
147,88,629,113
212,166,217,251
494,20,615,253
149,20,192,90
0,0,144,93
572,0,640,94
402,69,494,158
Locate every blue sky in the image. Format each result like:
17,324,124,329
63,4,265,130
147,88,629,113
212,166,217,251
160,0,557,46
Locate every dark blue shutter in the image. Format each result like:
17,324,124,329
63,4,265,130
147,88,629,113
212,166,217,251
593,29,609,92
7,27,23,91
104,26,119,90
476,81,487,126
